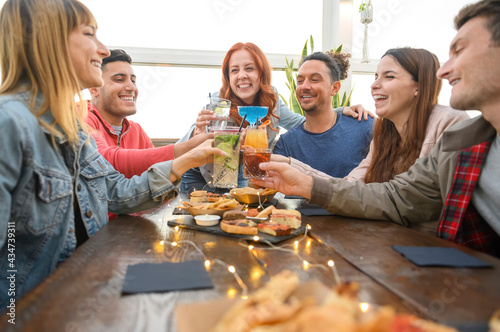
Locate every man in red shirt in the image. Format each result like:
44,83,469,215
87,49,210,178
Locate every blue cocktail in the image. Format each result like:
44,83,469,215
237,106,268,126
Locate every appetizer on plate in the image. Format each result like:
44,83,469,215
209,270,458,332
230,187,278,204
221,211,257,235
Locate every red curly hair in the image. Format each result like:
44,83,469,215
220,42,279,131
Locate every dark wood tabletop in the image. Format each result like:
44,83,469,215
4,194,499,332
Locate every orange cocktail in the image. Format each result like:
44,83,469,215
244,126,268,149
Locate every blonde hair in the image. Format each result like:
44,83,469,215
0,0,97,145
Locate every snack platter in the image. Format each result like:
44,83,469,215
229,187,277,204
167,215,306,244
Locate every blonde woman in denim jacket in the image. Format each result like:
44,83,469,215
0,0,223,307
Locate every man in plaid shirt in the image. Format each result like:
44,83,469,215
253,0,500,257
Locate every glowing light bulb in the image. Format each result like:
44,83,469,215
227,288,237,298
253,236,259,241
159,240,164,245
241,295,248,300
205,260,211,268
360,302,370,313
306,240,311,247
174,226,179,232
248,245,254,251
328,260,334,267
303,260,309,269
307,224,312,230
294,241,299,247
228,266,236,273
171,242,178,247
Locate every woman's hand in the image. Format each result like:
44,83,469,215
343,104,375,121
251,162,313,199
193,109,217,136
183,139,226,167
171,140,226,181
174,132,214,157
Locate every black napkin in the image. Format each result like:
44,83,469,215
122,260,214,294
284,195,305,199
297,207,335,216
297,203,334,216
449,321,489,332
392,246,493,268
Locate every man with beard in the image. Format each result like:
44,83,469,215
272,52,374,178
255,0,500,257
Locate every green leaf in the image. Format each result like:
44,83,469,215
309,35,314,53
341,92,347,106
344,83,355,107
279,93,289,108
335,44,343,53
290,93,303,116
332,94,339,109
285,68,294,86
300,40,308,64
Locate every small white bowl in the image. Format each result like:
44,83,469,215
194,214,220,227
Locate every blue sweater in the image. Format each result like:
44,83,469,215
273,114,374,178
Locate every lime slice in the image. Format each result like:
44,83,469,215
217,142,233,154
213,107,224,115
216,142,238,170
224,157,238,170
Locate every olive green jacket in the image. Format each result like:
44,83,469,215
311,115,496,232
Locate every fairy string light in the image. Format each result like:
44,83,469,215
239,225,341,282
157,238,249,298
153,206,342,298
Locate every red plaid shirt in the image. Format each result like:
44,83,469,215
438,140,500,256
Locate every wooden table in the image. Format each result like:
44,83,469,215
5,195,499,331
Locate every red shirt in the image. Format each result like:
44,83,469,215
85,104,175,178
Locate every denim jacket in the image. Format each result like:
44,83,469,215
0,92,179,307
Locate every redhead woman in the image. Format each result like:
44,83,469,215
0,0,223,306
288,47,468,183
180,42,371,192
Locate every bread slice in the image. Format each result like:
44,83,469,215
190,190,207,202
206,192,222,202
270,209,301,229
223,210,247,221
256,205,276,219
257,222,293,236
221,219,258,235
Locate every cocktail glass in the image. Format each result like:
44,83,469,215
237,106,268,126
212,127,240,188
244,126,268,149
243,148,271,180
206,98,231,132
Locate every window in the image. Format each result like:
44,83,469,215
0,0,481,138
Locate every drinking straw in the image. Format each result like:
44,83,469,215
258,119,271,129
232,114,247,150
